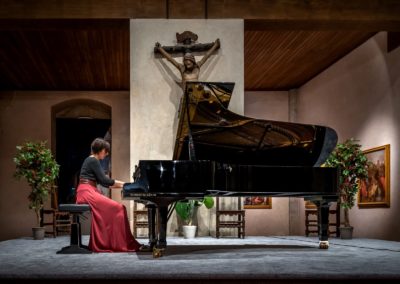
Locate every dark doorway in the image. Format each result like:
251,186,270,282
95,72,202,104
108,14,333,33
56,118,111,203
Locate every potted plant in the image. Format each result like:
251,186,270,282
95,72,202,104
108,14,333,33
13,141,60,240
324,138,368,239
175,197,214,238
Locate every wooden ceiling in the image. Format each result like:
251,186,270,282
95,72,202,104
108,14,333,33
245,30,375,90
0,0,398,91
0,19,377,91
0,20,130,90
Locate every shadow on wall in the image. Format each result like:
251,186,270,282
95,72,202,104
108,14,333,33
154,58,182,153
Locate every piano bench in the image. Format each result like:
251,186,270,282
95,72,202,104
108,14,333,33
56,204,92,254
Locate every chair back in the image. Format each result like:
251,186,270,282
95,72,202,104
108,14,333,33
216,197,242,211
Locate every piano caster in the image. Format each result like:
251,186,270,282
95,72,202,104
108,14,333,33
152,247,165,258
319,241,329,249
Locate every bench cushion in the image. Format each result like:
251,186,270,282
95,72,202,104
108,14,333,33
59,204,91,213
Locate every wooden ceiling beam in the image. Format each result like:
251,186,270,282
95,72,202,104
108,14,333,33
0,0,167,19
0,0,399,32
209,0,400,21
0,19,129,31
245,19,400,32
167,0,207,19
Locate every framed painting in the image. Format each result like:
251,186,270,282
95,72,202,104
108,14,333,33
358,144,390,208
244,196,272,209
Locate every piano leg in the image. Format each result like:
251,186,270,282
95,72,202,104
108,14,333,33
314,200,331,249
157,204,168,249
147,204,157,248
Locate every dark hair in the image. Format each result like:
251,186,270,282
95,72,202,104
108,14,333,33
91,138,110,154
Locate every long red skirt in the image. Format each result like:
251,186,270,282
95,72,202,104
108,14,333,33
76,184,141,252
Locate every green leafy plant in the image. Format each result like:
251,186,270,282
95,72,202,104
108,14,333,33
324,138,368,227
13,141,60,227
175,197,214,226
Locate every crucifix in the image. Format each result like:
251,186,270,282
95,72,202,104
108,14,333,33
154,31,220,89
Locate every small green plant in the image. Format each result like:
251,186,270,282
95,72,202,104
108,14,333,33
175,197,214,226
14,141,60,227
324,138,368,227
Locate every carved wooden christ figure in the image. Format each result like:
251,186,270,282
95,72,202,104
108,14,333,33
154,31,220,89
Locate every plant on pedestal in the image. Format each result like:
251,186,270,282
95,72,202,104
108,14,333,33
324,138,368,239
13,141,60,240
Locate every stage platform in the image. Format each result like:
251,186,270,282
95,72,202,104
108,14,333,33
1,235,399,284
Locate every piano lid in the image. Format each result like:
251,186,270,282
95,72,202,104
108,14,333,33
173,82,337,166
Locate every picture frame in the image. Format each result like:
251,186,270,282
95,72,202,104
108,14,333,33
244,196,272,209
358,144,390,208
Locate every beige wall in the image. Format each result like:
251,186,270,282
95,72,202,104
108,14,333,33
297,32,400,241
242,32,400,241
0,91,130,241
244,91,291,236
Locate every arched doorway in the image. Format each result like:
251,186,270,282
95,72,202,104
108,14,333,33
52,99,111,203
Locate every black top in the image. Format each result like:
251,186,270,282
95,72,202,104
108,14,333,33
80,156,115,187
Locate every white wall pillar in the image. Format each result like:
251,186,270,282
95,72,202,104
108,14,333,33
130,19,244,236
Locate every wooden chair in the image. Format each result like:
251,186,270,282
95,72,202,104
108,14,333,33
305,208,319,236
41,186,72,237
216,197,245,239
133,202,148,238
305,202,340,237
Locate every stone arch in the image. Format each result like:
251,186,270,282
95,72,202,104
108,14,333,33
52,99,111,119
51,99,111,153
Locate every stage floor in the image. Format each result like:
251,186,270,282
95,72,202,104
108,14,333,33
0,235,399,283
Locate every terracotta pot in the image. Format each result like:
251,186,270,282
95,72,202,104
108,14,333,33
32,227,45,240
339,226,353,239
182,225,197,239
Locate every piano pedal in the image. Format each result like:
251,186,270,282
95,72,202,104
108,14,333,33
319,241,329,249
152,247,165,258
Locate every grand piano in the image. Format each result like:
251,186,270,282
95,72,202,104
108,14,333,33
123,82,339,253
